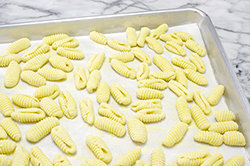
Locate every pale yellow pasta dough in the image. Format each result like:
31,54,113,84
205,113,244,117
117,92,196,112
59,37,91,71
189,53,206,73
0,155,12,166
30,146,53,166
52,37,79,50
215,110,236,122
175,67,188,88
12,146,30,166
176,96,192,124
49,55,74,72
96,81,110,104
194,131,223,146
57,47,84,60
110,83,132,106
131,99,162,112
33,84,60,100
127,117,147,143
0,126,8,140
177,151,211,166
81,159,107,166
185,39,206,57
137,27,150,47
138,78,167,90
0,118,21,142
137,62,149,81
87,70,101,93
151,147,165,166
149,71,176,82
131,47,151,65
223,131,246,146
88,52,105,73
184,69,208,86
201,153,224,166
12,93,40,108
165,41,186,56
4,61,21,88
167,161,178,166
74,67,87,90
173,31,194,42
134,108,165,123
153,54,174,72
193,89,211,115
0,53,22,67
109,51,134,63
160,33,183,45
59,91,78,119
21,71,46,87
190,104,210,130
150,23,168,39
22,53,50,71
38,67,67,81
5,38,30,54
22,43,50,62
223,155,244,166
171,56,197,71
168,80,193,102
0,93,15,116
11,108,46,123
108,38,131,51
145,37,163,54
209,121,238,134
89,31,108,45
136,88,164,100
207,85,225,106
40,97,63,118
42,33,69,45
53,154,72,166
0,140,16,154
136,160,150,166
111,59,136,79
126,27,137,47
80,98,95,125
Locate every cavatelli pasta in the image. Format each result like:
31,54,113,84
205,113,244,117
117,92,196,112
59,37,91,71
0,126,8,140
207,85,225,106
113,146,141,166
190,104,210,130
131,47,151,65
215,110,236,122
162,122,188,147
96,81,110,104
89,31,108,45
184,69,208,86
194,131,223,146
165,41,186,56
38,67,67,81
126,27,137,47
151,148,165,166
57,47,84,60
137,27,150,47
175,67,188,88
201,153,224,166
153,54,174,72
11,108,46,123
209,121,238,134
127,117,147,143
98,102,126,125
223,131,246,146
0,155,12,166
49,55,73,72
12,93,39,108
42,33,69,45
88,52,105,73
145,37,163,54
109,52,134,63
40,97,63,118
111,59,136,79
33,84,60,100
30,146,53,166
138,79,167,90
189,53,206,73
80,98,95,125
108,38,131,51
0,53,22,67
12,146,30,166
74,67,87,90
168,80,193,102
185,39,206,57
86,134,112,163
110,83,132,106
171,56,197,70
94,117,126,137
26,117,59,142
137,62,149,81
136,88,164,99
21,71,46,87
160,33,183,45
167,161,178,166
53,154,72,166
176,96,192,124
0,118,21,142
4,61,21,88
0,140,16,154
134,108,165,123
51,126,77,154
52,37,79,50
81,159,107,166
0,93,14,116
22,44,50,62
131,99,162,112
223,155,244,166
150,23,168,39
193,90,211,115
22,53,50,71
136,160,150,166
173,31,194,42
87,70,101,93
149,71,176,82
5,38,30,54
177,151,211,166
59,91,78,119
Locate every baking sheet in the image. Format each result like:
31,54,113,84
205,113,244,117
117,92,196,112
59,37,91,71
0,23,249,165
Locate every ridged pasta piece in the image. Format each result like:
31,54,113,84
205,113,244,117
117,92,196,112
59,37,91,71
0,155,12,166
167,161,178,166
11,108,46,123
185,39,206,57
94,117,126,137
150,24,168,39
12,93,39,108
96,81,110,104
131,99,162,112
0,140,16,154
87,70,101,93
89,31,108,45
0,93,14,116
59,91,78,119
86,134,112,163
42,33,69,45
173,31,194,42
53,154,72,166
207,85,225,106
176,96,192,124
151,148,165,166
137,62,149,81
0,53,22,67
149,71,176,82
40,97,63,118
193,90,211,115
189,53,206,73
171,57,197,70
98,102,126,125
110,83,132,106
81,159,107,166
168,80,193,102
209,121,238,134
5,38,30,54
12,146,30,166
134,108,165,123
4,61,21,88
131,47,151,65
127,117,147,143
136,88,164,100
26,117,59,142
74,67,87,90
194,131,223,146
52,37,79,50
201,153,224,166
190,104,210,130
126,27,137,47
138,79,167,90
21,71,46,87
38,67,67,81
80,98,95,125
22,53,50,71
112,146,141,166
33,84,60,100
184,69,208,86
215,110,236,122
136,160,150,166
108,38,131,51
165,41,186,56
57,47,84,60
109,52,134,63
162,122,188,147
0,126,8,140
160,33,183,45
0,118,21,142
49,55,73,72
145,37,163,54
223,155,244,166
30,146,53,166
177,151,211,166
175,67,188,88
51,126,77,154
153,54,174,72
137,27,150,47
223,131,246,146
22,44,50,62
111,59,136,79
88,52,105,73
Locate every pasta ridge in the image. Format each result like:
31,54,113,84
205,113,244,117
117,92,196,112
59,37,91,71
0,118,21,142
80,98,95,125
22,44,50,62
59,91,78,119
134,108,165,123
113,146,141,166
11,108,46,123
4,61,21,88
136,88,164,100
111,59,136,79
88,52,105,73
153,54,174,72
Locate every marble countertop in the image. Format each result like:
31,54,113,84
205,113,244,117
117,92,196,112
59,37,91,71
1,0,250,101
